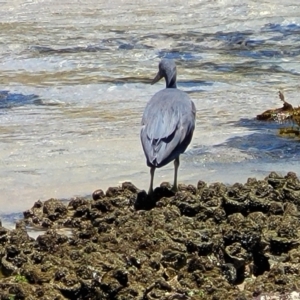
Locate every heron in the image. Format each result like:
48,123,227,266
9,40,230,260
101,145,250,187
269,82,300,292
140,59,196,195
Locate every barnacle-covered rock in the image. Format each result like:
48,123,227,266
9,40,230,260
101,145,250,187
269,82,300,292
224,242,250,270
247,211,268,230
266,172,286,189
223,183,250,214
2,172,300,299
223,216,261,250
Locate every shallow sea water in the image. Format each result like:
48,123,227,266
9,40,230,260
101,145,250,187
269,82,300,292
1,0,300,223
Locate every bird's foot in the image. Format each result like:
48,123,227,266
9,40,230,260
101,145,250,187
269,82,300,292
148,188,154,198
171,185,178,193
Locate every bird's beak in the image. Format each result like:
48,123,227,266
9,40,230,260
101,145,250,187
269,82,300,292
151,72,163,85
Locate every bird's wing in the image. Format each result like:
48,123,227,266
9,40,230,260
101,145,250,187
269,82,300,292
141,90,195,167
144,101,178,140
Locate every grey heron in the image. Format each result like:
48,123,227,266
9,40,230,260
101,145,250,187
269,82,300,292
141,59,196,195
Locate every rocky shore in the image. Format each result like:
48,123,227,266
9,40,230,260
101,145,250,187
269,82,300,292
1,172,300,299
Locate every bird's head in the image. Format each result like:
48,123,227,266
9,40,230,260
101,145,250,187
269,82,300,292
151,59,177,88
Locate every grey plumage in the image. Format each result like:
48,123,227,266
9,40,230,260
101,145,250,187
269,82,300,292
141,59,196,194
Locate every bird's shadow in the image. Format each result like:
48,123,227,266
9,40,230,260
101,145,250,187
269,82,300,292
134,185,175,211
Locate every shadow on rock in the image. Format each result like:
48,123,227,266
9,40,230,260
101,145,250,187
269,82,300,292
134,183,175,211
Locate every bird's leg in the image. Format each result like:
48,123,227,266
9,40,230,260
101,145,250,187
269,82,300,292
148,166,155,196
171,157,180,193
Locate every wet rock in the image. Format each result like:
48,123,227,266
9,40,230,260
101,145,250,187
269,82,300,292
222,263,237,284
247,211,267,230
2,172,300,299
105,186,123,197
43,198,68,221
122,181,139,194
92,189,105,200
161,249,187,270
269,201,284,215
225,242,250,270
36,230,69,252
266,171,286,189
0,226,9,244
223,183,250,215
23,198,69,229
54,268,81,296
175,198,201,217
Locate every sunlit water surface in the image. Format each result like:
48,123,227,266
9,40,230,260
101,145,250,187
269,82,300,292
1,0,300,226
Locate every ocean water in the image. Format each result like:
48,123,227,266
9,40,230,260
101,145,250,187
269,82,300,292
1,0,300,221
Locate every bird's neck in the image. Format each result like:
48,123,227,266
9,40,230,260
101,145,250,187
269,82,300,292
165,76,177,89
